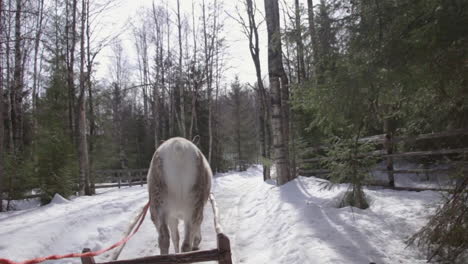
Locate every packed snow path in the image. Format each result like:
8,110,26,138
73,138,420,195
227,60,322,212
0,167,441,264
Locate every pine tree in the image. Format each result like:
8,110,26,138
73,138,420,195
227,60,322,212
35,57,77,204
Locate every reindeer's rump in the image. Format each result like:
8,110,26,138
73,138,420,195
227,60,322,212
147,137,212,219
147,137,212,254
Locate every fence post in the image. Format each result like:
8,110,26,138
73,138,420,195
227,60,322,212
81,248,95,264
140,171,144,186
217,233,233,264
118,172,121,189
384,119,395,188
128,170,132,187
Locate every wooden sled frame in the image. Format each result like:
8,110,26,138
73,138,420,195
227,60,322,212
81,194,233,264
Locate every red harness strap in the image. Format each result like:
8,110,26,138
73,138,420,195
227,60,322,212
0,202,150,264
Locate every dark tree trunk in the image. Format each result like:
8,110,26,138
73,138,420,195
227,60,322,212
264,0,292,185
5,0,13,154
244,0,271,180
12,0,23,152
78,0,91,195
177,0,186,138
66,0,77,141
295,0,306,82
0,0,4,212
86,0,95,194
31,0,45,149
307,0,318,78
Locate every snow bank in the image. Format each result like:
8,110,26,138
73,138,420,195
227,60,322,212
0,198,41,217
215,167,441,264
49,194,70,205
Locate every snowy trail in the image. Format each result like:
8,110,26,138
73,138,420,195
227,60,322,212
0,167,441,264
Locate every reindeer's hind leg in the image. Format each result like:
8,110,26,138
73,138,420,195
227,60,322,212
168,217,180,253
181,219,193,252
183,193,206,252
192,151,210,251
150,208,170,255
192,220,202,250
148,154,170,255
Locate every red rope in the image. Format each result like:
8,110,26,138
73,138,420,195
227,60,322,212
0,202,150,264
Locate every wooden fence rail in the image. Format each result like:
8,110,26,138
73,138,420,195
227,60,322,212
1,169,150,203
300,148,468,163
299,129,468,189
303,129,468,153
94,169,149,189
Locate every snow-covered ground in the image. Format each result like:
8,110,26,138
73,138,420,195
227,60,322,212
0,166,442,264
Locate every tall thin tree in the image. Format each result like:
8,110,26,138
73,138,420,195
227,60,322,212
264,0,292,185
294,0,306,82
0,0,4,212
77,0,91,195
66,0,78,139
12,0,23,152
177,0,186,138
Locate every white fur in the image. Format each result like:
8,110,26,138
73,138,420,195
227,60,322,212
147,137,212,254
158,138,198,219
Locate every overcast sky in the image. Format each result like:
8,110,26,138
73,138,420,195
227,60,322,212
94,0,270,86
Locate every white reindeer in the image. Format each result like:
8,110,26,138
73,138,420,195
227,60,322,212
147,137,212,254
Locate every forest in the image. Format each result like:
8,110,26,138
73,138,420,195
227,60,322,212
0,0,467,263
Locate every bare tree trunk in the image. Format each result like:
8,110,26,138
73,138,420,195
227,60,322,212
12,0,23,152
0,0,4,212
177,0,186,138
281,6,297,178
67,0,78,140
283,10,293,83
243,0,271,180
161,6,168,140
31,0,45,148
85,0,96,194
213,26,222,172
202,0,219,164
6,0,14,154
307,0,318,78
152,81,160,147
202,0,213,163
294,0,306,82
189,0,198,140
78,0,91,195
264,0,291,185
151,3,162,147
165,6,175,138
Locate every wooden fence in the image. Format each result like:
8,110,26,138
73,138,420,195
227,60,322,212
1,169,149,201
299,129,468,191
81,194,233,264
93,169,148,189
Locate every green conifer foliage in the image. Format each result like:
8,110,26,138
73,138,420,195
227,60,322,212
35,60,77,204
